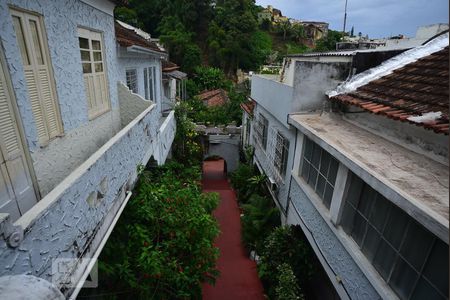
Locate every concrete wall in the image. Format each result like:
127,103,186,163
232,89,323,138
116,53,162,114
287,179,380,299
206,134,240,173
292,61,351,112
156,110,176,165
253,104,296,211
0,104,162,292
0,0,121,196
118,82,152,127
344,111,449,165
250,75,293,129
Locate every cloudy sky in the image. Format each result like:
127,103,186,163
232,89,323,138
255,0,449,38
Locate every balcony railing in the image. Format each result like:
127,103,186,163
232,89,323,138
0,92,171,296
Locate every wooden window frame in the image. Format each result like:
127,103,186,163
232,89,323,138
78,27,111,120
10,7,63,146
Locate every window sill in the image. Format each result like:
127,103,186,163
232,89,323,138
290,173,399,300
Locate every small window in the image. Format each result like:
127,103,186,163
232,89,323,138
274,132,289,178
78,27,110,120
125,69,138,93
299,136,338,208
144,66,156,101
254,114,268,150
341,172,449,300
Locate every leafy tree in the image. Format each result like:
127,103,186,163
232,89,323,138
276,20,292,40
315,30,343,51
207,0,260,75
291,24,306,43
114,6,141,27
276,263,303,300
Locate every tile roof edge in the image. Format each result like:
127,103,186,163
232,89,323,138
327,32,449,98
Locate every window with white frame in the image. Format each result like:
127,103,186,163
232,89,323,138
254,114,268,150
299,136,339,209
341,172,448,300
78,27,110,120
125,69,138,93
11,8,63,145
144,66,157,101
274,132,289,177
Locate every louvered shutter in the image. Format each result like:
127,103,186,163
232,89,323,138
11,10,63,145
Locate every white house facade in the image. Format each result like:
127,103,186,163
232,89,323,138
0,0,175,297
244,33,449,299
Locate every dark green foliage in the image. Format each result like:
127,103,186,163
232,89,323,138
114,6,141,27
258,226,314,299
276,263,303,300
98,162,220,299
189,66,231,92
241,194,281,253
315,30,344,52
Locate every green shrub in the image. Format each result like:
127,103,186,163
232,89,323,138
276,263,303,300
241,194,281,252
258,225,314,299
98,162,220,299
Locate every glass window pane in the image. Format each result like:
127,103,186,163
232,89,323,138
400,221,434,271
79,37,89,49
82,63,92,73
307,167,318,187
422,239,449,296
80,50,90,61
362,224,381,262
358,185,376,218
411,277,446,300
144,68,149,99
12,16,30,65
346,173,363,207
383,206,409,250
92,40,101,50
323,183,333,209
93,51,102,61
341,202,356,234
368,194,391,232
29,20,44,65
351,212,367,246
94,63,103,72
328,158,339,185
389,258,419,300
373,238,397,280
304,138,313,160
300,159,309,179
311,145,321,167
315,175,326,198
319,152,330,176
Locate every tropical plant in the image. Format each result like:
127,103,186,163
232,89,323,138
276,263,303,300
98,162,220,299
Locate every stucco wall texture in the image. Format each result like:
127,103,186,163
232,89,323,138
118,82,152,127
0,104,162,285
288,179,380,299
0,0,120,195
253,105,296,211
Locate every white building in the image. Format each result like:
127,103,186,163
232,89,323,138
0,0,175,297
244,32,449,299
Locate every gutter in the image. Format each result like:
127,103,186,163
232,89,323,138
126,45,168,60
68,191,133,300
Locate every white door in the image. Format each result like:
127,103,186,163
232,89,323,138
0,53,38,221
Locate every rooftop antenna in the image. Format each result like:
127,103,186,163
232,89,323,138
343,0,348,35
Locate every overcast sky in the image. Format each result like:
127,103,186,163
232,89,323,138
255,0,449,38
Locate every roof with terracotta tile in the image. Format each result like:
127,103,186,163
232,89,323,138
115,21,166,54
162,60,179,72
330,38,449,134
240,99,256,116
197,89,228,107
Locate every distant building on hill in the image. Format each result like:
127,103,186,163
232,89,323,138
197,89,229,107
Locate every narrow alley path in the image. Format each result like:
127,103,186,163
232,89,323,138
201,159,265,300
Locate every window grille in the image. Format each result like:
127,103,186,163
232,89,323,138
144,66,156,101
254,114,268,150
125,69,138,93
299,136,339,208
341,172,449,300
274,132,290,178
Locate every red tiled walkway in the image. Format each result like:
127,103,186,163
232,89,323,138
202,159,265,300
